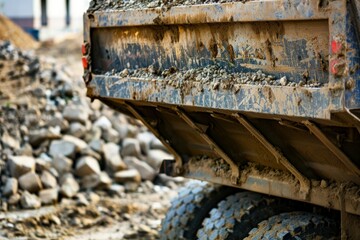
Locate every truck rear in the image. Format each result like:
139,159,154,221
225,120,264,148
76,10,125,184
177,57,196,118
83,0,360,238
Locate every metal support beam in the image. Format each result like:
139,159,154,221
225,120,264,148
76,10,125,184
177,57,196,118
174,108,240,184
303,120,360,178
125,103,183,174
233,113,311,198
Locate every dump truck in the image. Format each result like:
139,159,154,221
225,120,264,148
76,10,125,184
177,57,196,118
83,0,360,239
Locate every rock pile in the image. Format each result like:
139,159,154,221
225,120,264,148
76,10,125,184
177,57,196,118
0,41,175,211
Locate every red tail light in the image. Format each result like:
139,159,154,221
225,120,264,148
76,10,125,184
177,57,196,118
82,57,89,69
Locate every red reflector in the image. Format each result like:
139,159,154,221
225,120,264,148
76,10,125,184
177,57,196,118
331,40,342,54
82,57,88,69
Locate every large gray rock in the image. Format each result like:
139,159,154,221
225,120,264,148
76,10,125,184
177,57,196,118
69,122,87,139
63,105,89,124
102,127,120,143
124,156,156,181
35,157,52,172
28,128,61,147
103,143,126,172
89,139,104,154
146,149,173,171
21,191,41,209
3,178,18,197
75,156,101,177
137,132,156,155
121,138,142,158
62,135,88,151
93,116,112,129
39,188,58,205
114,169,141,184
18,172,43,193
41,171,58,189
8,156,35,178
52,155,72,174
60,175,79,198
49,140,76,158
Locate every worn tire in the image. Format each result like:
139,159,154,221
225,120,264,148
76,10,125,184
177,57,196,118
196,191,296,240
244,212,340,240
159,180,237,240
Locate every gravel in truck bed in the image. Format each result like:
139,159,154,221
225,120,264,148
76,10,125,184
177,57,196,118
88,0,252,12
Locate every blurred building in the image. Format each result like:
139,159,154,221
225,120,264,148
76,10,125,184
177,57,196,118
0,0,90,40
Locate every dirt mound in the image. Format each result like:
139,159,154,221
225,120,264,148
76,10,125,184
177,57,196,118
0,15,38,50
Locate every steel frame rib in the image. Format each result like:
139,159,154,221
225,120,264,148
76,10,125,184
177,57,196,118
233,113,310,198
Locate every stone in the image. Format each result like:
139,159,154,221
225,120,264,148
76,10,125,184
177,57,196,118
279,76,287,86
8,193,21,205
41,171,58,189
109,184,125,196
113,123,129,139
63,105,89,124
114,169,141,184
88,192,100,204
137,132,155,154
97,171,112,189
19,172,43,193
93,116,112,129
84,126,102,142
28,128,61,147
150,138,167,152
3,178,18,197
62,135,88,151
124,156,156,181
60,175,79,198
69,122,87,138
75,156,101,177
35,158,51,172
124,182,140,192
1,131,20,150
121,138,142,158
8,156,35,178
39,188,58,205
103,143,126,172
52,155,72,174
89,139,104,154
80,147,101,161
15,143,33,156
46,114,69,132
76,193,89,206
49,139,76,158
21,191,41,209
146,149,173,171
102,127,120,143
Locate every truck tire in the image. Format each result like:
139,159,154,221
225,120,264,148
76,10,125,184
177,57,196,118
244,212,339,240
159,180,236,240
196,191,296,240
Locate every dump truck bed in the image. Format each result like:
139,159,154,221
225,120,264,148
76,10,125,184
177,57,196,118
83,0,360,215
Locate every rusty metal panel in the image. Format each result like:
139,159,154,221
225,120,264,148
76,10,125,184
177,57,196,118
88,76,342,119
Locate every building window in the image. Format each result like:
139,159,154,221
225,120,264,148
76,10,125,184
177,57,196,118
65,0,70,26
41,0,48,26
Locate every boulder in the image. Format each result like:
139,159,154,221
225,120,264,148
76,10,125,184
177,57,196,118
28,128,61,147
60,175,79,198
1,131,20,150
137,132,155,155
46,114,69,132
52,155,72,174
124,156,156,181
146,149,173,171
102,127,120,143
18,172,43,193
3,178,18,197
114,169,141,184
63,105,89,124
35,158,52,172
39,188,58,205
41,171,58,189
8,193,21,205
49,139,76,158
93,116,112,129
89,139,104,154
75,156,101,177
121,138,142,158
21,191,41,209
8,156,35,178
69,122,87,138
103,143,126,172
62,135,88,151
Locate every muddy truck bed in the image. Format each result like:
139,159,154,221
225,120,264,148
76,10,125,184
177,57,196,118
83,0,360,216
